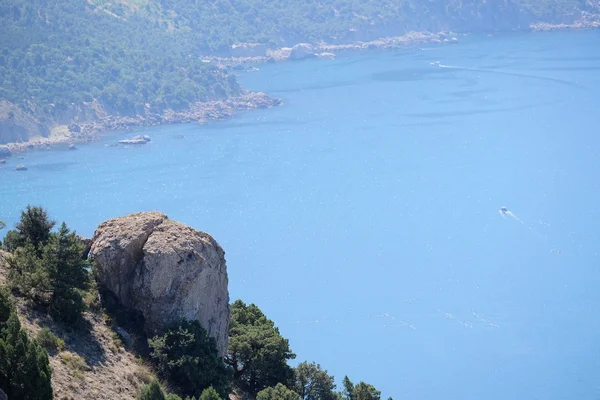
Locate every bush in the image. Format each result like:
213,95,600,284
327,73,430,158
199,387,222,400
3,205,55,252
149,320,231,399
139,380,166,400
36,327,65,352
227,300,295,395
257,383,300,400
0,286,53,399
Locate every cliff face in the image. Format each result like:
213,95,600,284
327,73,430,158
90,212,230,355
0,100,50,145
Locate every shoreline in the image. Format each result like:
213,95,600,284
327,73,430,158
206,31,458,69
1,23,598,157
0,92,280,155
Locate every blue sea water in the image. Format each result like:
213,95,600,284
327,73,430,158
2,30,600,399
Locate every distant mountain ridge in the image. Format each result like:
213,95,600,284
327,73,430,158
0,0,598,147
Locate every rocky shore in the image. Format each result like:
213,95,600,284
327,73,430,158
208,31,456,69
0,91,280,155
530,14,600,31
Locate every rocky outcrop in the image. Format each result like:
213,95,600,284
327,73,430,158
289,43,317,60
0,146,11,158
90,212,230,355
0,100,50,145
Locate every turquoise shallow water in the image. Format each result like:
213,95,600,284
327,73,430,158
2,30,600,398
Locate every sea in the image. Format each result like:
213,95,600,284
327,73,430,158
1,30,600,399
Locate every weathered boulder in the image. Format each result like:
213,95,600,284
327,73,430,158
90,212,230,355
290,43,316,61
16,164,27,171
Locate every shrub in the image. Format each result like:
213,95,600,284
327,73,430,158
149,320,231,399
139,380,166,400
199,387,222,400
257,383,300,400
36,327,65,351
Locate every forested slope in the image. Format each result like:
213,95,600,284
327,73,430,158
0,0,598,146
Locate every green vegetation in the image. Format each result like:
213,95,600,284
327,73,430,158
0,0,241,120
227,299,296,396
148,320,231,399
294,361,337,400
199,386,223,400
36,327,65,352
258,383,301,400
139,380,168,400
341,376,380,400
0,286,53,400
6,206,90,325
1,0,596,130
1,207,388,399
3,206,55,253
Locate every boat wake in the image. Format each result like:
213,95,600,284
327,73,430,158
432,62,583,89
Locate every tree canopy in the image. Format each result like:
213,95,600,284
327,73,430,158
227,300,296,396
148,320,231,399
0,286,53,400
294,361,338,400
257,383,301,400
7,207,90,325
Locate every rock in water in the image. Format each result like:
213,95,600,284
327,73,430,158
90,212,230,355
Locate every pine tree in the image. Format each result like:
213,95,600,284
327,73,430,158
0,286,53,400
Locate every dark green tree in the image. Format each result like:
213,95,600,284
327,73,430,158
8,221,90,325
294,361,337,400
149,320,231,399
257,383,300,400
227,300,296,396
199,386,222,400
341,376,354,400
0,286,53,400
352,383,380,400
43,223,90,324
5,206,55,252
139,380,166,400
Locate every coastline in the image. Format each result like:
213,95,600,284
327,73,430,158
1,23,598,156
206,31,457,69
0,31,450,156
1,92,280,155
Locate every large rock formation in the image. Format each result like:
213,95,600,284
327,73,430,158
90,212,230,355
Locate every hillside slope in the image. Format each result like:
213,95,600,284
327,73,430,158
0,251,158,400
0,0,598,147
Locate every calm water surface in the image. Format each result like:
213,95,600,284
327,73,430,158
2,30,600,399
